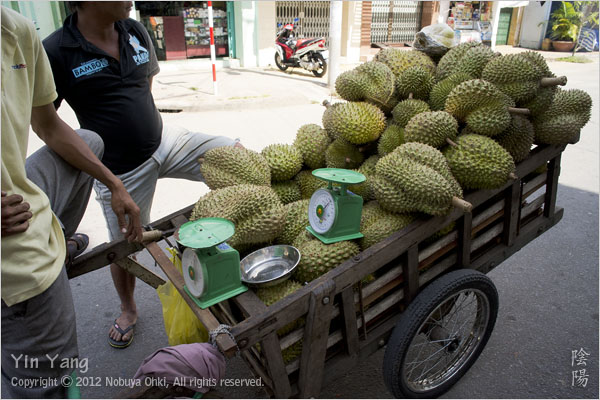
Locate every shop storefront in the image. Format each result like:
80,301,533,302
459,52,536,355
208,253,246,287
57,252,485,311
446,1,494,44
135,1,234,61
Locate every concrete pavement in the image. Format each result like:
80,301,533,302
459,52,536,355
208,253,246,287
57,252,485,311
9,48,600,399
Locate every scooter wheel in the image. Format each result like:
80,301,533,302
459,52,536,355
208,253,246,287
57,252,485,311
311,52,327,77
274,53,288,71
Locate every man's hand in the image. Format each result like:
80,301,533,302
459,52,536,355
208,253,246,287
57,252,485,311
1,191,33,237
110,185,143,243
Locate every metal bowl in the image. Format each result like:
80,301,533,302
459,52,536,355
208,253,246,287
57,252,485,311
240,245,301,287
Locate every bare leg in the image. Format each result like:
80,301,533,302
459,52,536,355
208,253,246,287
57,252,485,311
108,264,137,342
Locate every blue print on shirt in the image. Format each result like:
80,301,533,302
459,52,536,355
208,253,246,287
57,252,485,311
129,34,149,66
72,58,109,78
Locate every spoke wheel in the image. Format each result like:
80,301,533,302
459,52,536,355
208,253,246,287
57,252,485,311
274,52,288,71
383,269,498,398
311,52,327,77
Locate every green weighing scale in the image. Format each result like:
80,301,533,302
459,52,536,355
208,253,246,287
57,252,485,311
177,218,247,309
306,168,366,244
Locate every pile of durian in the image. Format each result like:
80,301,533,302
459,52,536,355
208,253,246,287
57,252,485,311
190,44,592,359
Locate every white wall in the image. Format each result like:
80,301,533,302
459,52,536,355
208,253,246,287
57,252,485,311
519,1,553,49
342,0,361,63
257,1,277,67
234,1,258,67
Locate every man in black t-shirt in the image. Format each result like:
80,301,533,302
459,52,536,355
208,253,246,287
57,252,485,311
43,1,241,348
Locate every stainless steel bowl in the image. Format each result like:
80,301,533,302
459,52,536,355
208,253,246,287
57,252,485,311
240,245,301,287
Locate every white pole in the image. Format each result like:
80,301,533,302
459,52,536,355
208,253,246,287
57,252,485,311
490,1,502,50
328,0,343,88
208,1,218,95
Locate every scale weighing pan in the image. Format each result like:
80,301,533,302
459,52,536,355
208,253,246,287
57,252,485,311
240,245,301,287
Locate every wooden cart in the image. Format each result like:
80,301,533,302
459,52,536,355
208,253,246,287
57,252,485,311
69,143,567,398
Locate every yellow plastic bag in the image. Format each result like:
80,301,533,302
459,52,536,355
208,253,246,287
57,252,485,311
156,248,208,345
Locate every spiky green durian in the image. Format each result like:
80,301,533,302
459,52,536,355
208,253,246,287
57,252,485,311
533,89,593,145
272,181,302,204
443,134,516,189
190,185,285,248
262,144,303,182
374,48,436,77
276,199,310,245
436,42,481,81
199,146,271,189
257,280,303,336
395,66,434,100
373,143,463,216
335,61,396,110
392,98,431,127
359,203,415,250
428,72,473,111
494,114,534,162
294,239,360,283
377,124,405,156
444,79,512,136
349,155,380,201
295,170,327,199
293,124,331,169
325,138,365,169
404,111,458,148
322,101,386,145
452,45,499,78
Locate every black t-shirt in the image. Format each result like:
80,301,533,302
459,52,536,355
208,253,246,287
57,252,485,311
43,14,162,174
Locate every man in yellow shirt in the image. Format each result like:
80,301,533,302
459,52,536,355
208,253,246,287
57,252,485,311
1,7,142,398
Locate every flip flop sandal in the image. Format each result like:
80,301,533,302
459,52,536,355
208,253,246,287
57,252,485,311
108,320,135,349
66,233,89,268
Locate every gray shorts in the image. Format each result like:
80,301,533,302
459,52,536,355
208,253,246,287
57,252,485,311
94,125,237,240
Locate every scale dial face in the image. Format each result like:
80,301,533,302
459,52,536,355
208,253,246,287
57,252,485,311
182,248,206,298
309,189,336,234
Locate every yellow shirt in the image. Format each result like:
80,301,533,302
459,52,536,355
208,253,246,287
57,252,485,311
1,7,66,306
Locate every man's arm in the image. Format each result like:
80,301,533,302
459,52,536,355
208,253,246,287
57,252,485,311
30,103,143,242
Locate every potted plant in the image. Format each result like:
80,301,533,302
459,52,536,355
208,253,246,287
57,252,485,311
549,2,581,51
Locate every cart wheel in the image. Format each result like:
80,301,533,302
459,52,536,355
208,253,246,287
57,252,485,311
383,269,498,398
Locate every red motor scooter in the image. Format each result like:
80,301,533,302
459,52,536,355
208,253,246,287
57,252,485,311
275,18,328,77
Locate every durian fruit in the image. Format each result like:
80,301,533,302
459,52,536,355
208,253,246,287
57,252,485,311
294,239,360,283
377,124,405,156
272,181,302,204
295,170,327,199
446,45,499,79
276,199,310,245
481,54,567,103
190,184,286,248
257,280,303,335
428,72,472,111
444,79,515,136
262,144,303,182
374,48,436,77
349,155,379,201
392,98,430,127
293,124,330,169
395,66,434,100
325,138,365,169
517,51,559,117
533,88,593,145
373,143,466,216
322,101,386,145
436,42,481,81
335,61,396,112
292,230,314,248
359,202,415,250
494,114,535,163
443,134,516,189
199,146,270,189
404,111,458,148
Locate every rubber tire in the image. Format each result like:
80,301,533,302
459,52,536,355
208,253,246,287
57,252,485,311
311,52,327,77
383,269,499,399
274,52,288,71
